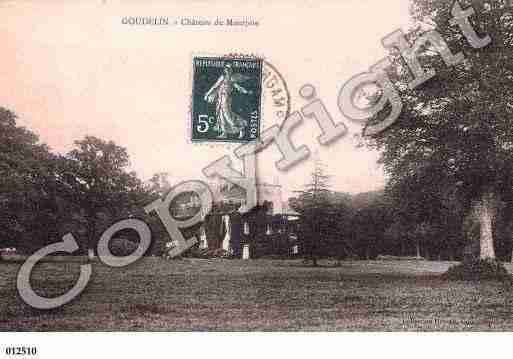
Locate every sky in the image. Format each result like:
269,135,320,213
0,0,412,198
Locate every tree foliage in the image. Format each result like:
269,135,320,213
290,160,352,265
57,136,148,253
364,0,513,261
0,108,68,251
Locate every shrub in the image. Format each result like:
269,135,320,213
443,259,511,281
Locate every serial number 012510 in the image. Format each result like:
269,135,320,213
5,347,37,356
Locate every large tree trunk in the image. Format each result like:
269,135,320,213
473,189,497,260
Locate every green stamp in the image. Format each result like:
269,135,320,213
191,56,263,143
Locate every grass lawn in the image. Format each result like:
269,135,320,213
1,258,513,331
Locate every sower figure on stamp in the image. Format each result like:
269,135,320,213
204,64,252,139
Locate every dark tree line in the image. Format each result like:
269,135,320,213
0,107,164,255
289,163,513,265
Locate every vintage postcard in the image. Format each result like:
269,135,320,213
1,0,513,357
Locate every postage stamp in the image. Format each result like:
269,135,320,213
191,56,263,143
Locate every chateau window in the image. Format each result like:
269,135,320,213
243,222,250,235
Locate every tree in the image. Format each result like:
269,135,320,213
364,0,513,265
58,136,146,255
349,191,392,259
290,159,341,266
0,107,68,252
